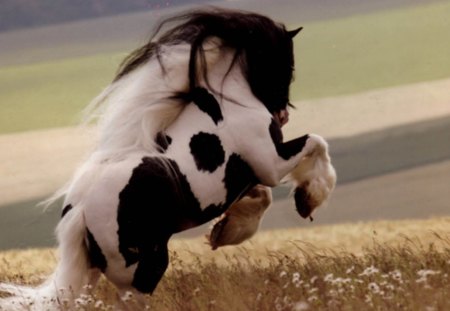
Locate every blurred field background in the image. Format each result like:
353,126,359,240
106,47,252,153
1,0,449,249
1,0,449,308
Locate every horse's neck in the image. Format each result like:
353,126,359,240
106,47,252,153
92,41,264,159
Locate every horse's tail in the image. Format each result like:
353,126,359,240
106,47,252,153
0,204,91,310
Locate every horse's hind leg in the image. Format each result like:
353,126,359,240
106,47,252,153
111,238,170,310
132,238,170,294
207,185,272,250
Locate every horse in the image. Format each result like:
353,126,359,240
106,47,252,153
0,8,336,310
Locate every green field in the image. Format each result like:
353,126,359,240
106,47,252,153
0,54,123,133
1,1,450,133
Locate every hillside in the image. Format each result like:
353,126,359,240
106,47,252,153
0,0,209,32
1,0,450,133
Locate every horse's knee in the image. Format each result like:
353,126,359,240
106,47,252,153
304,134,329,157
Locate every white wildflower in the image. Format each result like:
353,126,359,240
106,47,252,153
293,301,310,311
294,279,304,288
121,291,134,302
307,295,318,303
390,270,402,280
74,298,88,307
292,272,301,283
324,273,334,282
359,265,379,277
328,289,337,297
417,269,440,277
416,276,427,284
416,269,441,284
95,300,105,308
368,282,380,293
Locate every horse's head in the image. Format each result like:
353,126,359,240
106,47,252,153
114,8,301,127
179,9,302,125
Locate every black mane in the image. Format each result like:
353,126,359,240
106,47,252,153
115,8,299,113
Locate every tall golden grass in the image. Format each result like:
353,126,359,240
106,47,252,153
1,217,449,310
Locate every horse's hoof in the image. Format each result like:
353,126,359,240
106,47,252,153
207,216,229,250
294,186,316,219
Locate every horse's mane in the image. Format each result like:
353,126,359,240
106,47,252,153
85,7,298,157
115,8,297,107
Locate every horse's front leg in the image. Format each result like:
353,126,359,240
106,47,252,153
281,135,337,219
268,121,337,219
207,185,272,250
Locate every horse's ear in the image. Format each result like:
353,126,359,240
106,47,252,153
288,27,303,38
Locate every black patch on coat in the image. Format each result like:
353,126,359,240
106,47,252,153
223,153,259,206
269,119,309,160
61,204,73,218
191,87,223,125
189,132,225,172
155,132,172,152
117,157,214,292
86,228,107,272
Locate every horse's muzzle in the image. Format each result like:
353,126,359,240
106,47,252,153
274,109,289,127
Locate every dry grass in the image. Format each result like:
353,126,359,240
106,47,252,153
1,217,449,310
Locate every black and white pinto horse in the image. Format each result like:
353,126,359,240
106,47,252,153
0,9,336,310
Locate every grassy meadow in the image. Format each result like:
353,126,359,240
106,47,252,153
0,218,449,310
1,0,450,133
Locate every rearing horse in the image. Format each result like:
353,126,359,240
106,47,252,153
0,8,336,309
